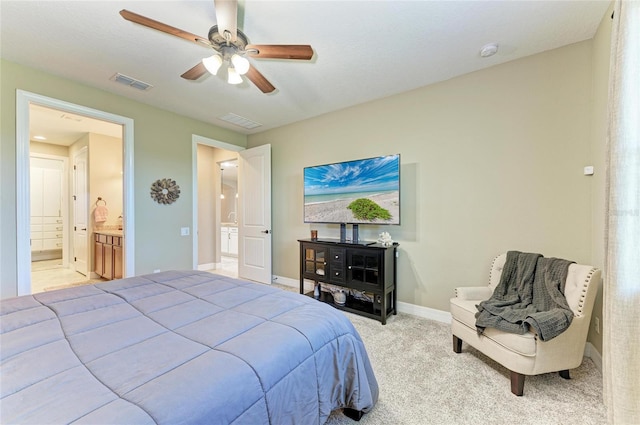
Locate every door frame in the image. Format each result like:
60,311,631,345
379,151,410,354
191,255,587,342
191,134,243,270
16,90,135,295
71,146,89,276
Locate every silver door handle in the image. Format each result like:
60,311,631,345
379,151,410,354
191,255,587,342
261,230,270,234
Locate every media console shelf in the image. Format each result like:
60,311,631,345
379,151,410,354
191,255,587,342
298,238,398,324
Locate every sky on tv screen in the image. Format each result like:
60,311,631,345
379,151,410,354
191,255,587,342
304,155,399,198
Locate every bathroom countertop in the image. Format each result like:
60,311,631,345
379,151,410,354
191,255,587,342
221,222,238,227
95,229,124,237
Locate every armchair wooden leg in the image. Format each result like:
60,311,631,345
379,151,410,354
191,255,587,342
559,370,570,379
510,371,525,396
453,335,462,353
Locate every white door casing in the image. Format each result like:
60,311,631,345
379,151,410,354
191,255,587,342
238,144,272,284
73,147,89,276
15,90,135,296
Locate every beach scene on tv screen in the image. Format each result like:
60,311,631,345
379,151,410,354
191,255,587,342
304,155,400,224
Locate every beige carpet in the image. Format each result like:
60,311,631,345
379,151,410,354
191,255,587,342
322,311,606,425
271,282,606,423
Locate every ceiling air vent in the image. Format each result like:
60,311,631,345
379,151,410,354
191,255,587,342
111,73,153,91
218,113,262,130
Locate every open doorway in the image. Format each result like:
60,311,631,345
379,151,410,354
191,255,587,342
193,135,272,284
219,159,239,277
16,90,135,296
28,104,123,292
195,141,240,278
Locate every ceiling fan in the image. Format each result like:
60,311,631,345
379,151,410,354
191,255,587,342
119,0,313,93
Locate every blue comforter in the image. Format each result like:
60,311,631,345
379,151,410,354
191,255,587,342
1,270,378,424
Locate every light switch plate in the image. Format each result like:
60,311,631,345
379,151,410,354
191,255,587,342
180,227,190,236
584,166,594,175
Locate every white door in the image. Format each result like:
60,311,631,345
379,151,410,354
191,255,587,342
238,144,271,283
29,157,64,256
42,168,62,217
73,147,89,276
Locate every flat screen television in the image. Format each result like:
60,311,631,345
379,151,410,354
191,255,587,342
304,154,400,225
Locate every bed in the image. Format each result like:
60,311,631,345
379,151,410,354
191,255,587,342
1,270,378,424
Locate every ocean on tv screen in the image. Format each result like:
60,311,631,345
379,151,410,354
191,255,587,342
304,155,400,225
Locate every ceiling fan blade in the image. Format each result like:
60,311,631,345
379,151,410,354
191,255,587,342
181,62,208,80
246,44,313,60
245,65,276,93
214,0,238,42
120,10,209,46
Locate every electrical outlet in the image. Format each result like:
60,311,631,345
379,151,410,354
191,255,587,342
595,317,600,334
180,227,190,236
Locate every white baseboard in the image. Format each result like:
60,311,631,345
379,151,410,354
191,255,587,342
197,263,216,271
397,301,452,324
273,275,311,291
272,275,298,286
584,342,602,373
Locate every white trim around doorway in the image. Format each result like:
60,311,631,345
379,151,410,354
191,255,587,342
16,90,135,295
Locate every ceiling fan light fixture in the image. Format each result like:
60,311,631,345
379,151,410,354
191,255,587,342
119,4,313,94
203,54,223,75
227,67,243,85
231,54,250,75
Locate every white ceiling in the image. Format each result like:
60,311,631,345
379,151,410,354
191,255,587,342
1,1,610,137
29,104,123,146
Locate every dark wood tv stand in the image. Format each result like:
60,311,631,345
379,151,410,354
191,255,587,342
298,238,398,324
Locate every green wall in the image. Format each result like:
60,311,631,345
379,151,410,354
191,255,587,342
1,59,246,298
586,4,614,354
249,37,609,350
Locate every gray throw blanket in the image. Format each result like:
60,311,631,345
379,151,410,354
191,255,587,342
475,251,575,341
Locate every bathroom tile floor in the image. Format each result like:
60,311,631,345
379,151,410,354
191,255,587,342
203,256,298,293
204,255,239,279
31,259,105,293
31,257,295,296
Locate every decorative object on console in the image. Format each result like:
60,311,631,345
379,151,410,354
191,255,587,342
332,289,347,306
310,229,318,240
150,178,180,205
377,231,393,246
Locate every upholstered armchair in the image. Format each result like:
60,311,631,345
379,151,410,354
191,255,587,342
450,253,601,396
